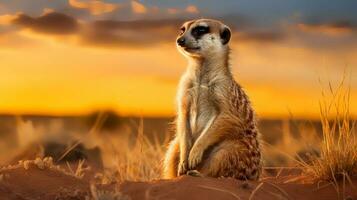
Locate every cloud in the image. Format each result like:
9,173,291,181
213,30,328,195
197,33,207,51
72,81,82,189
42,8,55,15
296,20,356,36
167,5,200,15
81,19,184,47
81,18,287,47
90,19,183,31
167,8,179,15
68,0,119,15
185,5,199,14
235,31,285,42
131,1,147,14
8,11,185,47
12,12,79,35
7,11,284,48
5,8,293,48
0,14,18,25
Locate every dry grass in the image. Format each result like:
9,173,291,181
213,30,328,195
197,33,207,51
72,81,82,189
113,118,167,182
90,184,131,200
262,119,320,167
66,160,90,179
60,114,168,183
87,117,168,183
301,76,357,181
2,76,356,184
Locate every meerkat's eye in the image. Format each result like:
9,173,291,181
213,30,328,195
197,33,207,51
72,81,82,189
179,27,185,35
191,26,210,38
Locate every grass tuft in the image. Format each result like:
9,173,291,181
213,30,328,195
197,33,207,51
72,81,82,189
301,75,357,181
113,118,166,182
90,184,131,200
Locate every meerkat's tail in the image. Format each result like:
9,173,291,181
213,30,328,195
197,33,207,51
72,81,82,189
162,138,180,179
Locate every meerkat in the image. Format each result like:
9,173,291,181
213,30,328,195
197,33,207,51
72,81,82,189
162,19,262,180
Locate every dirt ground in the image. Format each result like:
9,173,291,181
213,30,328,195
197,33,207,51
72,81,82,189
0,160,355,200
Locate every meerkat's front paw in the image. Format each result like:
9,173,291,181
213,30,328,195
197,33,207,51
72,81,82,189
186,170,203,177
188,146,203,169
178,160,188,176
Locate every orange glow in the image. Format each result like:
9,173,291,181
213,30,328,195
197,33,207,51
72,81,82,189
0,28,356,118
297,23,352,36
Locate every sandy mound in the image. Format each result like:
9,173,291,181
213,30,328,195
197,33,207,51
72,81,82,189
0,158,91,200
119,175,356,200
0,160,356,200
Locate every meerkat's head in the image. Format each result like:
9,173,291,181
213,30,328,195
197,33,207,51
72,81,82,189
176,19,231,59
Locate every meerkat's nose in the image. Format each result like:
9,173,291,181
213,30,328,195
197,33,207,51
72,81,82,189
177,37,186,46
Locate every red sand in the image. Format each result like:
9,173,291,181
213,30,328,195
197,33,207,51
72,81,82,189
119,175,357,200
0,161,356,200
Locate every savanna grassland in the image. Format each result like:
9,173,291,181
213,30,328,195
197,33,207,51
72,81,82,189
0,80,356,200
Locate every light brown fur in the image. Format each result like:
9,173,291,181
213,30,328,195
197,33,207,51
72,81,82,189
163,19,262,180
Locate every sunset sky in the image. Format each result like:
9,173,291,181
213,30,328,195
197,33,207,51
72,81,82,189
0,0,357,118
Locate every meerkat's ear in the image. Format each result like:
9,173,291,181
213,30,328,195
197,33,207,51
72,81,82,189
220,26,231,45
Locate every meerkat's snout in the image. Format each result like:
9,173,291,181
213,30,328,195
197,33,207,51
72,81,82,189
176,19,231,58
177,37,186,47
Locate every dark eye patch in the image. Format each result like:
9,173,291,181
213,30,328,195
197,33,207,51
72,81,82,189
191,26,210,39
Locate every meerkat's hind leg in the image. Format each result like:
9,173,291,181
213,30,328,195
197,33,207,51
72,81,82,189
199,140,261,180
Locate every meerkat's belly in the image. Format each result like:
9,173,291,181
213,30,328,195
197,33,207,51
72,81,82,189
189,87,215,138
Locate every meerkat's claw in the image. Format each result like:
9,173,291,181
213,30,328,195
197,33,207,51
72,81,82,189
178,160,188,176
186,170,202,177
188,146,203,169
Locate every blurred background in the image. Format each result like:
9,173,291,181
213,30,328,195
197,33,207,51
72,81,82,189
0,0,356,173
